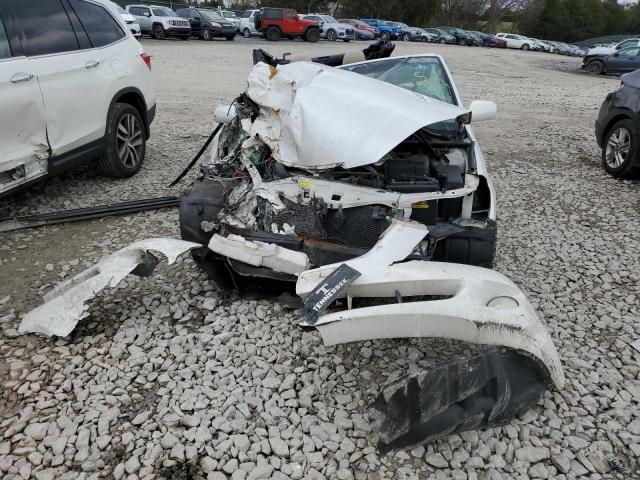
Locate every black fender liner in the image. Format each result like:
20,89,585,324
368,348,547,453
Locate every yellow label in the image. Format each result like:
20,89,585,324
411,202,430,209
299,180,314,189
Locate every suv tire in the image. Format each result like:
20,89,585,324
401,32,411,41
98,103,146,178
602,118,640,178
521,43,530,50
327,29,337,41
242,28,251,38
304,28,320,42
458,38,466,46
202,28,211,40
380,31,390,41
266,26,281,41
153,24,166,40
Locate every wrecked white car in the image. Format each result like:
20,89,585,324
21,47,564,452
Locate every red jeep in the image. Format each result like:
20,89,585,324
254,8,320,42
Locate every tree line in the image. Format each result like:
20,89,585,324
246,0,639,42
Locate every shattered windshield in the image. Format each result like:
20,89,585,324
340,57,457,106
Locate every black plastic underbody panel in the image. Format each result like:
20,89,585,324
368,348,547,453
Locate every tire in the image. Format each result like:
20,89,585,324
587,60,604,75
265,25,281,41
521,43,530,50
304,28,320,43
401,32,411,41
327,29,337,41
432,220,497,268
440,38,446,44
458,38,466,46
98,103,146,178
153,24,165,40
225,35,235,41
380,31,390,41
202,28,211,41
602,119,640,178
242,28,251,38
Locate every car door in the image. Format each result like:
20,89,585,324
129,6,151,33
282,9,300,35
0,7,49,194
607,47,640,73
7,0,125,157
188,9,202,36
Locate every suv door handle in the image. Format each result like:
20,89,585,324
10,72,34,83
85,60,100,69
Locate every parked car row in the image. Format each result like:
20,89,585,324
113,4,588,56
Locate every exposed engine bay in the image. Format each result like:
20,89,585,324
19,47,564,453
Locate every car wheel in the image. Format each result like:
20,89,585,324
587,60,604,75
242,28,251,38
202,28,211,40
153,24,165,40
521,43,530,50
458,38,465,46
98,103,145,178
440,38,446,44
401,32,411,41
265,26,281,41
381,31,390,41
305,28,320,43
327,29,337,41
602,119,640,178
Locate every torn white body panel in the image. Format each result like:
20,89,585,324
208,234,310,275
297,220,565,390
19,238,200,337
246,61,470,170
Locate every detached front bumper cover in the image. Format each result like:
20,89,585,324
19,239,199,337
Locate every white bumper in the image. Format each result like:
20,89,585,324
297,220,564,390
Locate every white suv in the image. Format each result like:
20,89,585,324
302,14,355,42
0,0,156,197
126,5,191,40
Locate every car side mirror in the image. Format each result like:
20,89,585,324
469,100,497,122
214,105,237,124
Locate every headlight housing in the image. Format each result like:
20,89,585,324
210,21,221,27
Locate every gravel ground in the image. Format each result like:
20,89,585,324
1,39,639,480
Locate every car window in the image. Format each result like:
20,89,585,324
115,5,127,14
241,11,251,18
0,14,11,60
341,57,457,106
321,16,337,23
189,10,200,19
284,10,295,20
263,9,282,20
10,0,79,56
618,47,640,57
152,7,175,17
69,0,125,48
617,40,636,50
129,6,148,16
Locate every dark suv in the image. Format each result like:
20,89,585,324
176,7,236,40
254,8,320,42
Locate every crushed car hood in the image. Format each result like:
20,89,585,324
246,61,470,171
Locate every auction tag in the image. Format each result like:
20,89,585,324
301,264,361,326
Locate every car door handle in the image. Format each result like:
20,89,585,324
85,60,100,69
10,72,34,83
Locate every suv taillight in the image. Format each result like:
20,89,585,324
141,53,152,71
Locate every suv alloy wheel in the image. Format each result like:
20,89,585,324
98,103,146,177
